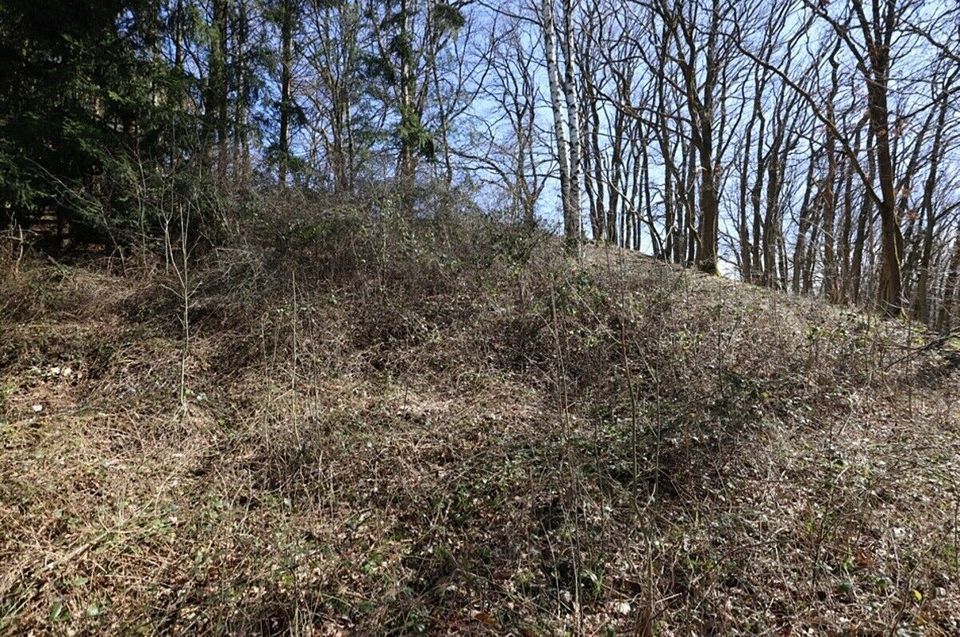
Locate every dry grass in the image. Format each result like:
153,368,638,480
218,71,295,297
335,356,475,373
1,220,959,635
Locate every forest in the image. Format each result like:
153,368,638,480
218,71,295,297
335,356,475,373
2,0,960,634
2,0,960,321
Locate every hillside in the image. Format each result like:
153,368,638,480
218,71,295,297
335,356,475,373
2,221,959,635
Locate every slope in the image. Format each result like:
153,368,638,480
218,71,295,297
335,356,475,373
1,221,959,635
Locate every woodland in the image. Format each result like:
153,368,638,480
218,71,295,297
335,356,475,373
1,0,960,634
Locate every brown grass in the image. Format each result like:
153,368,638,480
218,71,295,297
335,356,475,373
1,216,959,635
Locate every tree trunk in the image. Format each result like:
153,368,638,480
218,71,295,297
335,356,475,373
560,0,582,251
278,0,294,188
913,95,950,323
937,222,960,333
541,0,578,252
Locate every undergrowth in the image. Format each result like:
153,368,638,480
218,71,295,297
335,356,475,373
1,203,959,635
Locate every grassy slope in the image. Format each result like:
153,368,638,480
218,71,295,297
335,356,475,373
1,232,959,635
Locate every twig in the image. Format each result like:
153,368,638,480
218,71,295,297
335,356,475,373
44,530,111,573
883,330,959,371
